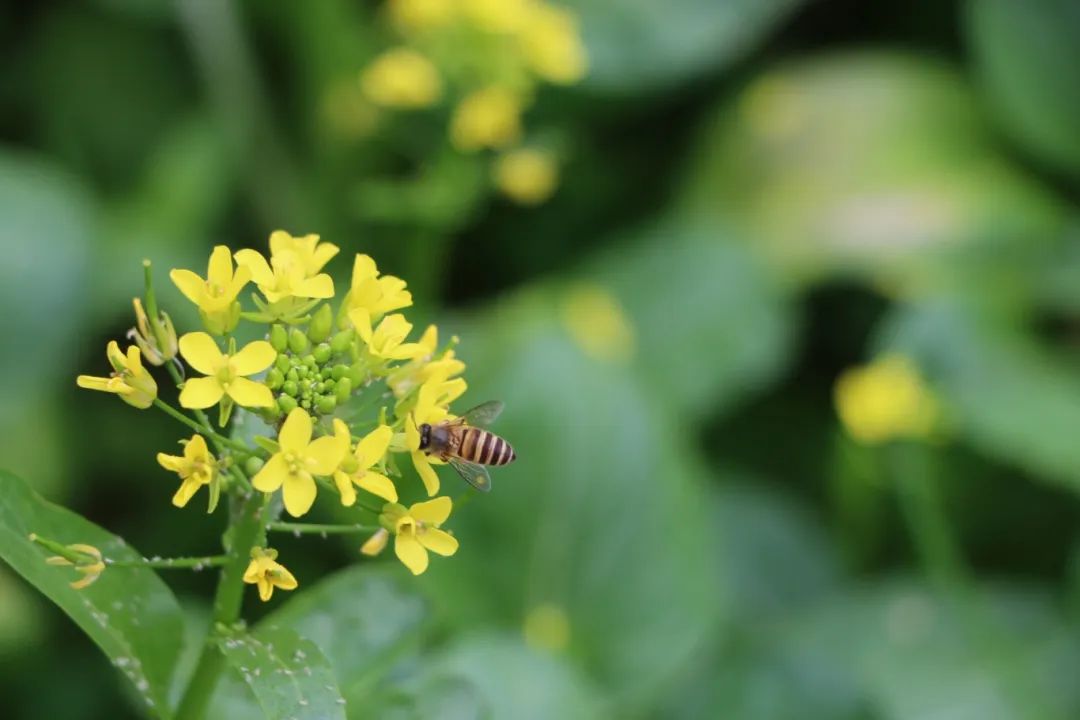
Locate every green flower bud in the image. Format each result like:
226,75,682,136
316,394,338,414
275,354,291,374
320,368,333,380
331,364,347,380
265,368,284,390
290,355,303,367
269,324,288,352
244,456,265,476
303,354,317,368
315,382,327,393
300,398,311,410
282,380,299,397
335,378,353,403
313,343,332,365
348,364,366,385
308,304,333,343
286,368,299,383
323,379,337,393
330,329,355,354
278,394,298,414
288,327,309,354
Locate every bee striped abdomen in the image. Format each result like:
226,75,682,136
457,428,516,466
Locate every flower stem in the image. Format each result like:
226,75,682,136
106,555,228,570
266,521,379,535
153,398,253,456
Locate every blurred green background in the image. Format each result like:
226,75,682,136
3,0,1080,718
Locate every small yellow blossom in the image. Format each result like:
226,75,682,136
387,324,466,398
351,311,427,361
44,543,106,590
405,374,467,495
170,245,250,335
361,528,390,556
834,354,939,445
462,0,530,33
242,547,298,602
519,4,587,84
523,603,571,653
234,248,335,305
332,421,397,505
380,497,458,575
77,341,158,410
268,230,339,277
494,148,559,205
252,408,346,517
157,435,216,509
361,48,443,109
388,0,457,33
129,297,177,366
560,283,635,363
346,254,413,330
178,333,276,411
450,86,524,152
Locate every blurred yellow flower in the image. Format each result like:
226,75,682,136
361,48,443,109
252,408,346,517
835,354,939,445
242,547,297,602
380,497,458,575
157,434,217,509
388,0,457,33
351,311,428,361
332,421,398,505
560,283,635,363
520,4,587,84
494,148,559,205
129,297,177,366
523,603,571,653
177,333,276,411
346,253,413,329
268,230,339,277
462,0,530,33
44,542,105,590
170,245,250,335
77,341,158,410
234,248,335,305
450,86,524,151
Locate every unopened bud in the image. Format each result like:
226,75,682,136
313,343,332,365
330,329,354,354
288,327,309,354
265,368,284,390
277,394,298,414
316,394,338,414
201,301,241,336
308,304,333,343
270,324,288,352
335,378,353,403
129,298,178,365
244,456,265,476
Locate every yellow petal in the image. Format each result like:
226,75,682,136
170,268,206,305
157,452,185,472
355,471,398,503
207,245,234,288
352,253,379,287
179,332,225,375
405,417,421,451
172,477,202,508
410,495,452,524
278,408,313,453
269,230,292,258
306,436,345,475
386,342,427,360
356,425,393,468
310,243,339,273
226,263,251,301
361,528,389,556
234,249,275,286
230,341,276,376
395,534,429,575
77,375,125,394
185,434,211,462
243,558,264,583
282,473,318,517
297,274,335,299
252,454,288,492
272,564,298,590
419,527,458,557
334,471,357,506
226,377,274,408
179,377,225,409
349,307,374,343
257,577,274,601
412,451,440,496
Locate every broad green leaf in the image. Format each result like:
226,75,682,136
566,0,804,92
216,625,345,720
0,471,184,718
966,0,1080,175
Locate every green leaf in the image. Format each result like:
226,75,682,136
966,0,1080,175
566,0,804,92
216,625,345,720
0,471,184,718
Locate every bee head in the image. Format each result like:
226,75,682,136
418,423,432,450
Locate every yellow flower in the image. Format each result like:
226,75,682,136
494,148,559,205
388,0,456,33
351,311,427,361
462,0,530,33
380,497,459,575
361,48,443,109
252,408,346,517
346,253,413,330
129,297,177,366
170,245,250,335
234,248,335,305
156,435,216,509
77,341,158,410
387,324,465,398
268,230,339,277
360,527,390,556
560,283,635,363
332,421,397,505
519,3,587,84
405,374,468,495
450,87,524,152
45,543,105,590
834,354,939,445
523,603,571,653
177,333,276,410
242,547,298,602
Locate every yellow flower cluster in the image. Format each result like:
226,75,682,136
75,231,474,588
359,0,586,204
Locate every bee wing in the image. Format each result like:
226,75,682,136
447,456,493,493
459,400,505,428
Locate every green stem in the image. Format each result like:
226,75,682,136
176,491,267,719
107,555,228,570
153,399,252,455
267,521,379,535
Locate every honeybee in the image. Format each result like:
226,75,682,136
417,401,515,493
